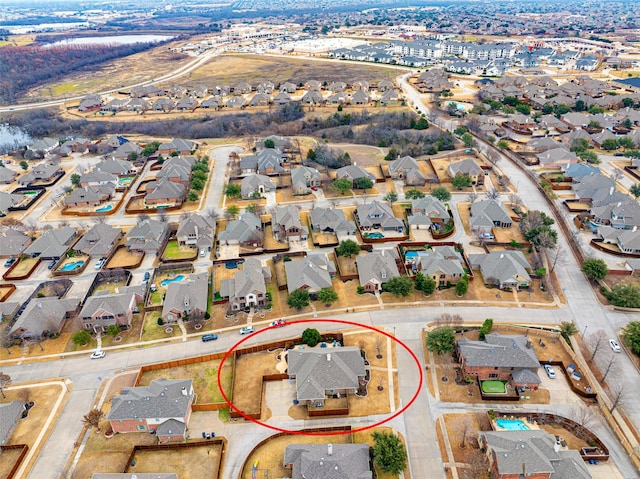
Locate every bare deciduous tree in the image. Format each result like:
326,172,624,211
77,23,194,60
588,329,608,363
82,408,105,432
0,372,11,399
465,450,489,479
568,404,596,429
546,247,567,274
467,192,478,205
137,213,150,223
375,337,384,359
157,209,169,223
599,353,618,382
456,416,473,449
484,187,499,200
18,388,31,404
509,194,522,208
609,383,626,414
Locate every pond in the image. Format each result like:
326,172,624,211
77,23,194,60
0,124,31,155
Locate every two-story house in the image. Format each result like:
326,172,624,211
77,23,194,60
273,205,308,242
219,258,270,310
80,290,140,333
356,201,404,232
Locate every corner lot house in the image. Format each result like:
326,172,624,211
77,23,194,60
478,430,592,479
468,251,531,290
80,291,140,333
107,379,194,442
448,158,484,186
470,199,513,238
356,250,400,293
409,196,450,229
162,272,209,323
457,333,541,392
0,401,24,445
287,346,366,405
284,444,372,479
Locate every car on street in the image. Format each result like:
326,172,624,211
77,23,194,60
610,339,621,353
142,271,150,284
239,326,255,335
201,334,218,342
4,257,16,267
200,249,207,258
90,351,106,359
269,319,286,328
544,364,556,379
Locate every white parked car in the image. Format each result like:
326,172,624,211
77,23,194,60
610,339,621,353
239,326,255,335
544,364,556,379
90,351,106,359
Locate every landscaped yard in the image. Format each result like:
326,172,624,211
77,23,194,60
162,239,198,261
138,359,234,405
141,311,181,342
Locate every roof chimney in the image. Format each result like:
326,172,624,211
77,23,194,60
181,387,188,396
328,444,333,456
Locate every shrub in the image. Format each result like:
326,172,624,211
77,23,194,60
157,318,164,326
357,286,365,294
478,318,493,340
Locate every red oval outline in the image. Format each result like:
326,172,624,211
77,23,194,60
217,318,423,436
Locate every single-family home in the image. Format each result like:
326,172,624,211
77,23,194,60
80,170,118,187
470,199,512,238
380,90,399,105
9,297,80,339
411,247,465,286
0,192,23,216
310,208,357,237
241,174,276,199
218,212,263,247
220,258,269,310
284,254,336,294
448,158,484,185
304,80,322,91
144,178,186,207
28,138,58,154
0,228,31,257
335,165,376,186
291,166,321,195
18,162,63,186
240,149,286,175
225,97,246,109
409,196,450,229
95,158,135,176
592,201,640,230
157,139,196,157
279,82,297,94
468,251,532,290
201,97,222,109
272,92,293,105
130,85,164,98
156,156,196,185
273,205,308,242
175,97,198,111
457,333,541,391
287,346,366,404
176,214,215,251
111,142,143,160
536,148,579,168
24,226,77,259
125,219,169,254
478,430,592,479
356,201,404,232
301,90,323,104
350,90,370,105
153,98,175,112
162,273,209,323
356,250,401,293
73,223,122,258
64,184,115,208
284,444,372,479
388,156,426,186
80,291,139,333
0,166,17,184
598,226,640,255
0,401,24,445
249,93,270,107
107,379,194,442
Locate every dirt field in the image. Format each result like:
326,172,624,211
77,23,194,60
139,359,233,405
185,54,407,89
233,350,282,416
107,248,144,269
127,442,223,479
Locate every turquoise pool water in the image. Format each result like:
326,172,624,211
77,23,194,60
496,419,529,431
118,177,134,185
61,261,84,271
95,204,113,212
160,275,185,287
405,251,418,260
367,232,384,239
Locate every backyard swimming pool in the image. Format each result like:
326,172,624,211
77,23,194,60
160,275,185,287
496,419,530,431
366,232,384,239
95,204,113,212
481,380,507,394
60,261,84,271
405,251,418,261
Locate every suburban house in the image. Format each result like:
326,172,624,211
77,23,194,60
156,156,196,185
468,251,532,290
28,137,58,153
573,175,627,207
478,430,592,479
240,149,286,175
80,170,118,187
448,158,484,186
0,228,31,257
152,99,175,111
409,196,450,230
176,214,215,251
291,166,321,195
562,163,600,180
0,192,23,216
310,207,357,238
95,158,135,176
356,250,401,293
0,166,17,184
598,226,640,255
162,273,209,323
387,155,426,186
380,90,400,105
241,174,276,199
273,205,308,242
218,212,263,247
111,142,142,160
18,162,63,186
0,401,24,445
257,135,295,153
301,90,323,104
144,178,186,207
107,378,194,442
24,226,77,259
591,201,640,230
456,333,541,391
284,254,336,294
356,201,404,233
536,147,579,168
284,444,372,479
157,139,196,157
125,219,169,254
79,291,140,333
470,199,513,238
287,346,366,405
335,165,376,187
64,184,115,208
220,258,270,310
410,246,465,286
9,297,80,339
73,223,123,258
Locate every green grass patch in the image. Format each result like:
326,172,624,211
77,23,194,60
141,311,180,341
162,240,197,260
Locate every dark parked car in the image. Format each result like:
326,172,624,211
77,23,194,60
202,334,218,342
48,260,57,270
4,257,16,267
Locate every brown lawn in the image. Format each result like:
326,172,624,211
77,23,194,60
314,276,378,313
100,309,145,347
141,311,182,341
335,252,362,277
0,447,24,479
233,351,281,416
0,284,15,301
276,188,315,205
107,248,144,269
603,273,640,290
127,442,223,479
4,257,39,279
212,261,238,292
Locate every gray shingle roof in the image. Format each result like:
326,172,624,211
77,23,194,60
162,273,209,319
411,196,449,220
284,444,372,479
448,158,483,177
356,201,404,230
219,212,262,244
468,251,531,286
107,378,193,421
10,297,79,338
274,205,302,231
458,333,540,369
74,223,122,256
0,401,23,444
356,250,400,287
470,199,512,228
125,219,169,253
336,165,375,181
0,228,30,256
241,174,276,198
284,254,335,293
310,208,356,234
220,259,267,300
80,292,136,319
24,226,76,258
287,346,366,401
